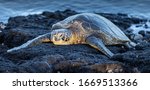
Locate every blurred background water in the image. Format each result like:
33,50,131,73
0,0,150,23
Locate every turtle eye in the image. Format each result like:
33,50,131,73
61,36,65,41
61,36,69,41
60,34,63,38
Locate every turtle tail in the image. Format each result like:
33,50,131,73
7,33,51,52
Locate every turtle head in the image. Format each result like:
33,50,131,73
50,29,74,45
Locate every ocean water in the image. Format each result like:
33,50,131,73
0,0,150,23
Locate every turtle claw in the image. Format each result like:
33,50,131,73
7,49,16,53
7,46,23,53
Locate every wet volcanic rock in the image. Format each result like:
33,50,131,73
0,9,150,73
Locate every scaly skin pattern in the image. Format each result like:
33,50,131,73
52,20,91,45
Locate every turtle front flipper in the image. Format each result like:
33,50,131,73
86,36,114,58
7,33,51,52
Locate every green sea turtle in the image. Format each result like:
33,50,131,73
7,13,136,58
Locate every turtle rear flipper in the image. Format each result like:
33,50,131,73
86,36,114,58
125,41,136,49
7,33,51,52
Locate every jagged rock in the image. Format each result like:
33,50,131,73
0,57,17,72
0,44,8,54
19,61,53,73
3,27,51,47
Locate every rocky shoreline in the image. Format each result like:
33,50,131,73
0,9,150,73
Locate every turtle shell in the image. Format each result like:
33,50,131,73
52,13,130,43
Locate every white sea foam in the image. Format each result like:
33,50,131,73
129,13,150,20
128,21,150,35
1,0,150,23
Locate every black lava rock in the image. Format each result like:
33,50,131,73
0,57,18,73
139,30,146,36
0,9,150,73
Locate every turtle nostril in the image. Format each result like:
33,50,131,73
60,34,63,38
54,37,57,41
54,36,59,41
61,35,69,41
